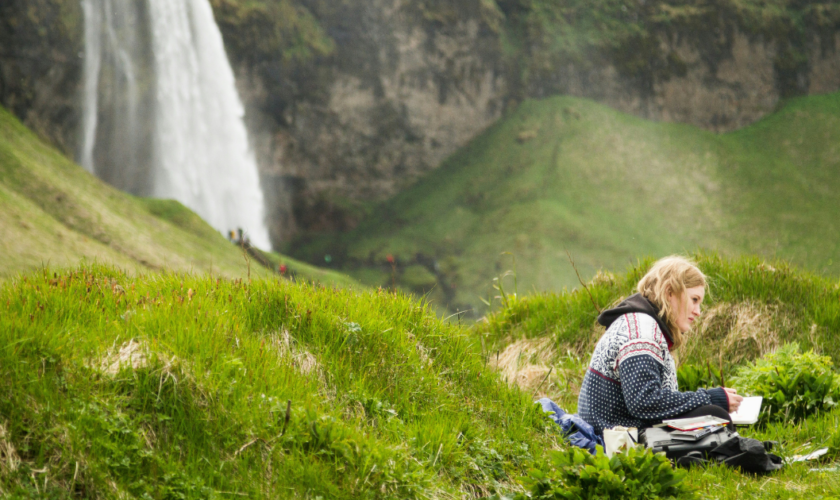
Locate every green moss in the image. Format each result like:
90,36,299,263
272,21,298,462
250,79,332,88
210,0,334,65
140,198,222,242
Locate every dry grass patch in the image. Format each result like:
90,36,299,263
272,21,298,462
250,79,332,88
490,337,556,390
488,337,586,405
682,301,789,366
269,330,321,376
99,340,151,375
0,423,20,476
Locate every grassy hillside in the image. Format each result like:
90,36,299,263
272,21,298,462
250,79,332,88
478,252,840,498
0,264,555,498
4,256,840,498
292,92,840,312
0,105,357,288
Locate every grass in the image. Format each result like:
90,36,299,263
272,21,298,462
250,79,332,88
0,104,358,289
478,252,840,499
291,92,840,314
0,264,558,498
5,254,840,498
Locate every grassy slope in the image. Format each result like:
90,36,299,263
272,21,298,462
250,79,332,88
0,264,555,498
4,256,840,498
0,105,358,288
478,252,840,498
293,92,840,312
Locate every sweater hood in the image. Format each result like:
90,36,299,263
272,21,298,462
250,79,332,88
597,293,674,349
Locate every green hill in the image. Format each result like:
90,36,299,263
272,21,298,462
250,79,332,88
292,92,840,312
478,252,840,499
0,105,357,287
0,264,553,498
3,256,840,498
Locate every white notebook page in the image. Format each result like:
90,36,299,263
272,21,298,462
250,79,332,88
730,396,763,425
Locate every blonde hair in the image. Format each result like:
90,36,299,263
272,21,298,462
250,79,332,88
636,256,706,349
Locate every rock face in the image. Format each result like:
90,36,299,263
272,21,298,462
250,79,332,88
0,0,84,157
232,0,508,245
221,2,840,245
534,31,840,133
2,0,840,247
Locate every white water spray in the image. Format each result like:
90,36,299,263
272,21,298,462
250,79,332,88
81,0,271,249
79,0,101,173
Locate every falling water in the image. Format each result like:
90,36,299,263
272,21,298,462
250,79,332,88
80,0,144,183
79,0,102,173
80,0,271,249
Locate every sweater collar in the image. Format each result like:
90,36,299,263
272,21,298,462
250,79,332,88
597,293,675,350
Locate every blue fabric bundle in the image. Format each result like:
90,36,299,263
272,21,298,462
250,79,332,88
537,398,604,454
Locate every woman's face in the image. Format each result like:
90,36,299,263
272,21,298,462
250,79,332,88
669,285,705,333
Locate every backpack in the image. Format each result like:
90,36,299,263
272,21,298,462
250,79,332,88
641,426,783,473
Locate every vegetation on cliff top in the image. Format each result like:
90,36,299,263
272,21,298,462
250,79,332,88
494,0,840,96
211,0,840,116
293,91,840,313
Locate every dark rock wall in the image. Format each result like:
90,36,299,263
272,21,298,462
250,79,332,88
225,0,507,247
0,0,83,156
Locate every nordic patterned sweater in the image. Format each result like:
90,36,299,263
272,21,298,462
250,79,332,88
577,294,729,435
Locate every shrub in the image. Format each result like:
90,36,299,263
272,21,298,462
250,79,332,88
732,343,840,421
515,446,694,500
677,363,724,392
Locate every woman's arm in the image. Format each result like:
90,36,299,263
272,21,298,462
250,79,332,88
619,354,730,420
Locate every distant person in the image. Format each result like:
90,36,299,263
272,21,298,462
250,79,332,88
577,256,742,435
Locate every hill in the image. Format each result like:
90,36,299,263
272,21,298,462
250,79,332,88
0,105,357,287
3,255,840,498
292,92,840,313
0,264,554,498
477,252,840,498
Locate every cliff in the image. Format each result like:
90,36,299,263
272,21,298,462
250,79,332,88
217,0,840,244
2,0,839,246
0,0,83,156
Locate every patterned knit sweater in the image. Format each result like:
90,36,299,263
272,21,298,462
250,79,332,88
577,294,729,435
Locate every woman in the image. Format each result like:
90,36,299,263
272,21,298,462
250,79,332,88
577,256,742,435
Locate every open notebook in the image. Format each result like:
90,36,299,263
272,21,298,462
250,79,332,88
730,396,763,425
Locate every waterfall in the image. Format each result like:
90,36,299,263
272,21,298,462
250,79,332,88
79,0,101,173
80,0,271,250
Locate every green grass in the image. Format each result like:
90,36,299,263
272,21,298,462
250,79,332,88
292,92,840,313
5,255,840,498
0,104,358,288
0,264,557,498
478,252,840,499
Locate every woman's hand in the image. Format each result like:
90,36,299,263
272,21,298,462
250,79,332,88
724,388,743,413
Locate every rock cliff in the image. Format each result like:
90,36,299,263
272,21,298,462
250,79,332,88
0,0,83,157
1,0,839,247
